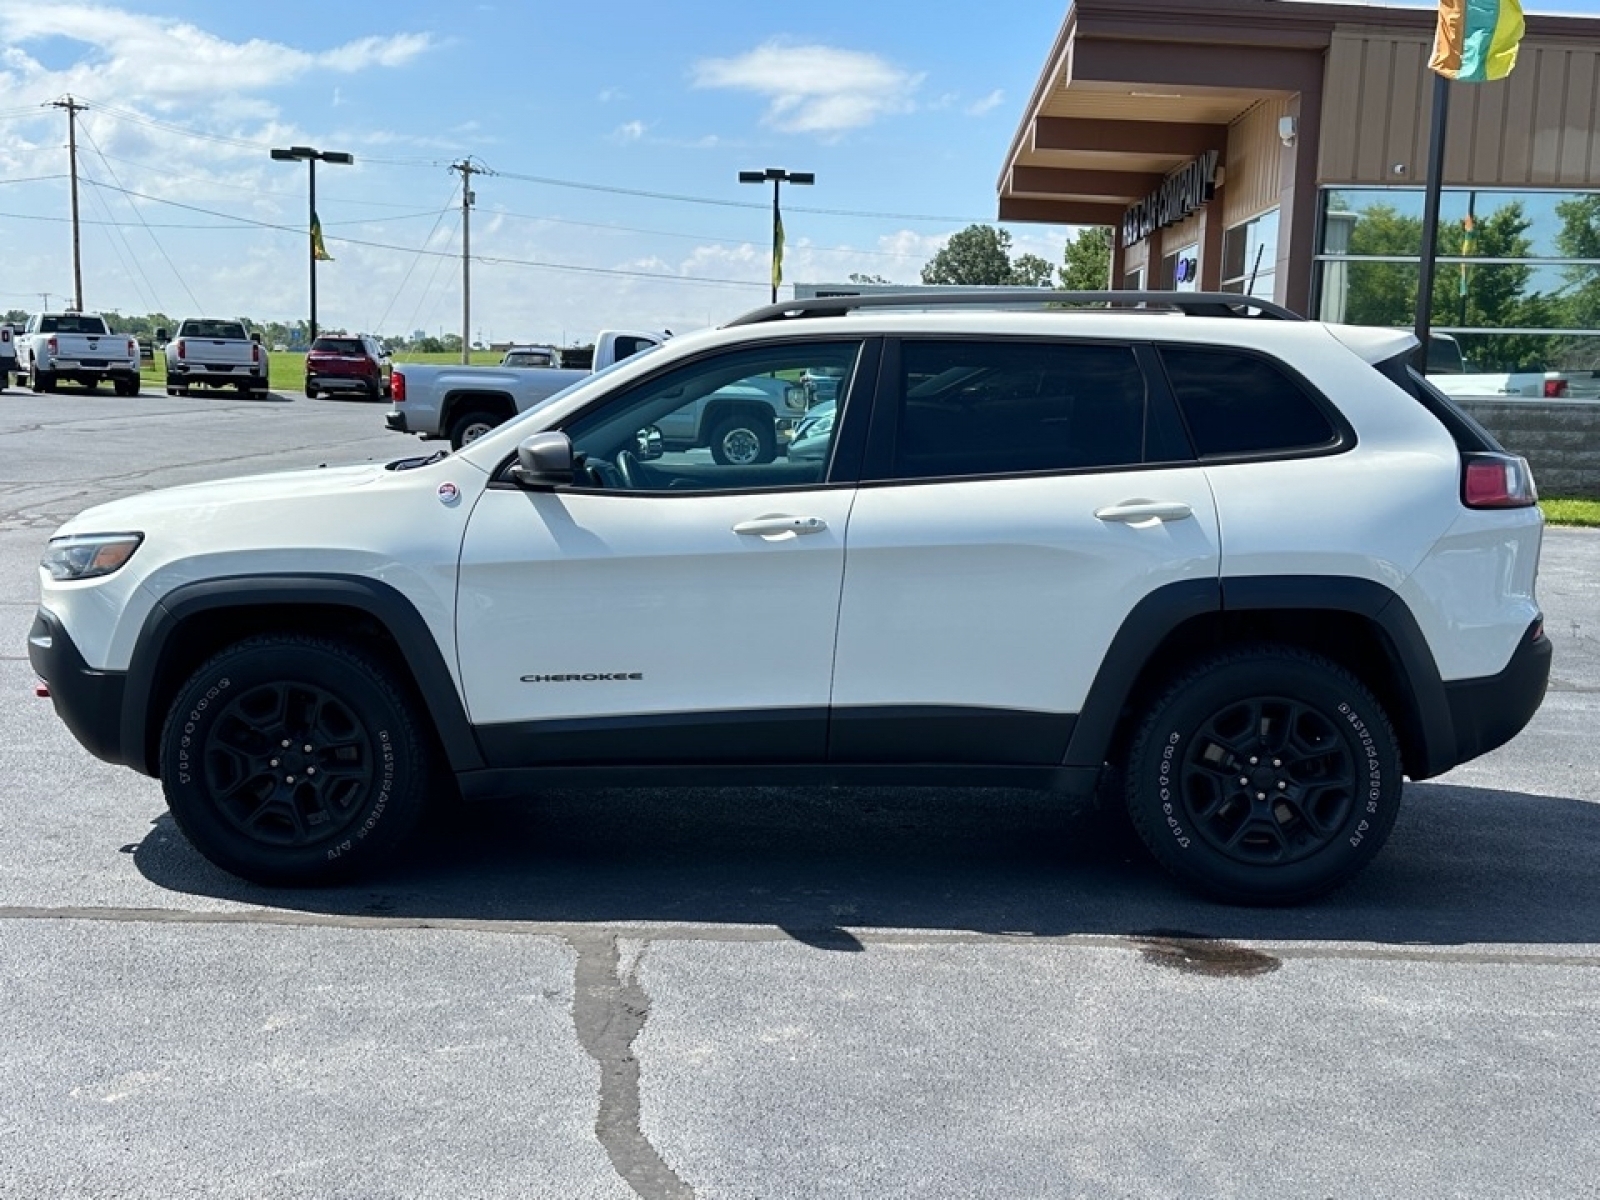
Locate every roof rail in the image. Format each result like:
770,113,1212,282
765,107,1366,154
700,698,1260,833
723,289,1304,327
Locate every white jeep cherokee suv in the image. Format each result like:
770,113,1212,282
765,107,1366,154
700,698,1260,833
29,292,1550,903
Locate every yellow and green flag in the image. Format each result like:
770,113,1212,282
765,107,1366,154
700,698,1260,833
312,213,333,261
772,212,785,291
1430,0,1525,83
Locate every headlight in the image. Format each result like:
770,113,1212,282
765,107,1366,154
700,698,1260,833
42,533,143,581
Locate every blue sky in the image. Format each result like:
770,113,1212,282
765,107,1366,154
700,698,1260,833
0,0,1594,343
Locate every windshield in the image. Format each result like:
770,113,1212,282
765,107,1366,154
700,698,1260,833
181,320,247,340
40,314,110,335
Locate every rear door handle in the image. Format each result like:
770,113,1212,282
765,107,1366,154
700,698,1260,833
1094,500,1194,524
733,516,829,536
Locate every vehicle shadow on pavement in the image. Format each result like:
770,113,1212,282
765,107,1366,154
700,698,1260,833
131,780,1600,947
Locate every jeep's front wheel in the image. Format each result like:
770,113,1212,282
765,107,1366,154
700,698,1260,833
159,635,432,886
708,413,775,465
1124,647,1402,905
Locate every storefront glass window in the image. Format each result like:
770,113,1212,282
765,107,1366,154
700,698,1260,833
1315,187,1600,387
1222,209,1279,298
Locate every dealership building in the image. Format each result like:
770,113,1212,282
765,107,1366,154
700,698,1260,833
997,0,1600,381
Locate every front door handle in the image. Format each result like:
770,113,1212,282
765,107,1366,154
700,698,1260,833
733,516,828,537
1094,500,1194,525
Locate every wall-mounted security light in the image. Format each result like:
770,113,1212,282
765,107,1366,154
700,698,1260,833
1278,116,1297,147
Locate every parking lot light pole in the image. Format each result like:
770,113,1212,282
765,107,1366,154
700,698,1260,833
739,168,813,304
271,146,354,342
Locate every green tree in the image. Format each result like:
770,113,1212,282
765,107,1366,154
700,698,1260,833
1060,226,1112,291
1337,198,1553,370
921,224,1053,286
1552,195,1600,368
848,272,892,285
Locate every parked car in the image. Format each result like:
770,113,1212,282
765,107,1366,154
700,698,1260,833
305,334,391,400
784,398,834,462
0,322,16,390
14,312,140,395
30,291,1549,904
159,319,269,397
500,344,561,368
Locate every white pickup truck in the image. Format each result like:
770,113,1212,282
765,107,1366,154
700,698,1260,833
15,312,141,395
158,319,270,397
386,330,666,449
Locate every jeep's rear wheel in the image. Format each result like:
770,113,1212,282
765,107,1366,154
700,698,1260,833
709,413,775,465
449,409,500,450
159,635,432,886
1124,647,1402,905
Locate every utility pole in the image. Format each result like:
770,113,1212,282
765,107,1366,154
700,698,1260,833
451,160,485,365
50,96,87,311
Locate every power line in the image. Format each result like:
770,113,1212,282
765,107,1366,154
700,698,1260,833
80,121,201,312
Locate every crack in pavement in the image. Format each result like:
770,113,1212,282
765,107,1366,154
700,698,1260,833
568,932,694,1200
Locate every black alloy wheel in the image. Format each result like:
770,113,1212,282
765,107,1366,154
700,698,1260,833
161,635,432,885
1124,646,1403,905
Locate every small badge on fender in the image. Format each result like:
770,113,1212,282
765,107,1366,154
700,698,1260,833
521,672,644,682
438,482,460,505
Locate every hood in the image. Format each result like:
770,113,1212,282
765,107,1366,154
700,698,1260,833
57,461,390,535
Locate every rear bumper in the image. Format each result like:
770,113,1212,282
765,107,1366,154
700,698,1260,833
28,609,133,770
1441,619,1552,768
169,365,266,386
385,410,411,433
309,374,376,393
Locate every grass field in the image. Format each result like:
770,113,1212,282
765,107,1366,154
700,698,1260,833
1541,497,1600,527
139,349,502,393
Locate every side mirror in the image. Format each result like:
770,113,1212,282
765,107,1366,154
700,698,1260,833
634,425,664,461
785,384,809,412
511,431,575,487
155,328,168,343
250,331,262,344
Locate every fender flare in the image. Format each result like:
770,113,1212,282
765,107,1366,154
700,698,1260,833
122,574,484,775
1063,576,1455,777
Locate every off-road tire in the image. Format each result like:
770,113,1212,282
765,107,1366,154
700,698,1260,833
304,383,318,399
1124,645,1403,905
159,634,434,886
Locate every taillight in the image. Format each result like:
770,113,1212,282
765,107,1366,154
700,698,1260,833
252,343,262,365
1,327,10,344
1544,378,1568,399
176,339,186,360
391,371,406,402
127,338,137,358
1462,452,1538,509
47,336,57,353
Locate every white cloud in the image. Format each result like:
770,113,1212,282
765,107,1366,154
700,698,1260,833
612,120,646,142
692,40,922,136
966,89,1005,116
0,4,434,106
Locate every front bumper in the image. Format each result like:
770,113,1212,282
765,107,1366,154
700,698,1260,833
28,609,130,769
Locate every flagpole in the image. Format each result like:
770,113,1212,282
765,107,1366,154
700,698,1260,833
308,155,318,342
1413,73,1450,372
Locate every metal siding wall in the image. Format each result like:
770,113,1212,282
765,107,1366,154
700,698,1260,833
1224,98,1291,227
1320,30,1600,187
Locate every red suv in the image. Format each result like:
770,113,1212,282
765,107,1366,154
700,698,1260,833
305,334,391,400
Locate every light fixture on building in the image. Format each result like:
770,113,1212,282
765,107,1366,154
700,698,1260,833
1278,116,1297,147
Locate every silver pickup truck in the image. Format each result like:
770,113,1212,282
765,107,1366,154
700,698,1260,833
158,319,270,396
386,330,665,449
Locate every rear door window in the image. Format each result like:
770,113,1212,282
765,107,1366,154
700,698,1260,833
885,339,1162,480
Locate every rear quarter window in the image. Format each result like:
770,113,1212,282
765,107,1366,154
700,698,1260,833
1157,344,1340,458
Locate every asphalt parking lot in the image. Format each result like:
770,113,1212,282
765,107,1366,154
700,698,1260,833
1,383,1597,1199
